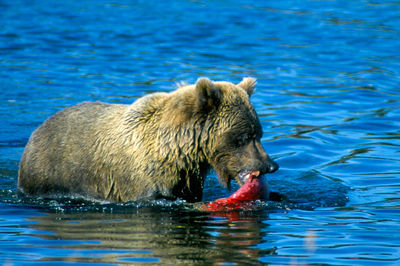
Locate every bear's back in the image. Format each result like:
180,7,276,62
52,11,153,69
18,102,128,197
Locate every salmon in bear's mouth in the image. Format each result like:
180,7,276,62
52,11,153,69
237,170,256,186
231,171,269,201
201,171,269,211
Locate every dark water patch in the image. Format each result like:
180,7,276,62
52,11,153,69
268,170,350,209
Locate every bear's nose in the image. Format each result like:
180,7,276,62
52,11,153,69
267,160,279,173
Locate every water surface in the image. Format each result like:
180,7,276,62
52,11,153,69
1,0,400,264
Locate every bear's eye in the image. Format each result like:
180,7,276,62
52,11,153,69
225,130,255,148
236,133,251,146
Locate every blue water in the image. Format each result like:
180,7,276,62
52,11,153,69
1,0,400,264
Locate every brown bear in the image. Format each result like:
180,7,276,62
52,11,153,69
18,77,278,203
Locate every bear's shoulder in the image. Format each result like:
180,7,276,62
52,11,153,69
123,92,169,123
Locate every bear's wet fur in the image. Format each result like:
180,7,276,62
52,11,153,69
18,78,278,202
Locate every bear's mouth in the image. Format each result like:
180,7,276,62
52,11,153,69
236,170,260,186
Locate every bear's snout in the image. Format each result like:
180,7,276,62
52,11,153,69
244,157,278,176
243,140,279,175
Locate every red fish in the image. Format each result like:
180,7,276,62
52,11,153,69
201,171,269,212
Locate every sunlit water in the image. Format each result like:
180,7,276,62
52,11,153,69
1,0,400,264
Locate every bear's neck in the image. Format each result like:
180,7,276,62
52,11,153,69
154,116,213,202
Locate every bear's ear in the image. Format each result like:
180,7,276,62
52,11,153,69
195,77,221,112
237,77,257,96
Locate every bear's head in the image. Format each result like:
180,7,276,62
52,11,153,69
192,77,279,189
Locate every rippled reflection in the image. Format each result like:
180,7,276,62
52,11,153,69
24,209,275,264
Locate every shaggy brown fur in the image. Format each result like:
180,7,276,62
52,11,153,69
18,77,278,202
